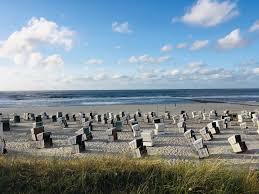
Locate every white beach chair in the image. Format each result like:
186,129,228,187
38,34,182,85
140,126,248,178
154,123,165,135
132,124,141,137
141,130,154,147
238,114,244,123
228,135,247,153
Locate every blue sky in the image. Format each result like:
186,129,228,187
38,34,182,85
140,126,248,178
0,0,259,90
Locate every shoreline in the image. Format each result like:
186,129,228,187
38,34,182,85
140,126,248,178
1,102,258,115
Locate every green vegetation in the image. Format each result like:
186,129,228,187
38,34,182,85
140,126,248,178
0,156,258,194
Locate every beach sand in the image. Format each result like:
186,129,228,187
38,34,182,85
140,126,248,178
1,103,259,167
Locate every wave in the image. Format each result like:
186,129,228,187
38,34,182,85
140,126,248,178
1,89,259,107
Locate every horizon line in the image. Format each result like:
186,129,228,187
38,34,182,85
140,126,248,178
1,88,259,92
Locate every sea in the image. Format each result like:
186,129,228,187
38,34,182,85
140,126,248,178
0,89,259,107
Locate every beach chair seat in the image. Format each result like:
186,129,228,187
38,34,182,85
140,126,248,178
208,127,220,135
154,123,165,135
184,129,196,143
76,127,93,140
164,111,171,119
209,110,217,120
141,130,154,147
202,113,209,120
197,145,209,159
95,114,102,122
69,131,89,154
0,119,10,131
102,116,108,124
0,125,7,154
65,114,70,121
148,112,156,117
108,112,114,119
133,146,148,158
136,111,142,117
153,118,161,123
228,135,247,153
56,112,62,118
207,121,220,134
57,117,68,128
231,142,247,153
199,127,213,141
223,110,229,115
31,126,44,141
193,138,204,150
129,138,148,158
33,121,43,128
119,111,125,118
131,124,141,137
238,114,244,123
129,138,143,150
36,132,52,148
177,121,187,133
106,127,118,142
192,138,210,159
41,112,49,120
72,114,76,121
12,115,20,123
51,115,57,122
114,121,123,131
0,138,7,154
192,111,201,120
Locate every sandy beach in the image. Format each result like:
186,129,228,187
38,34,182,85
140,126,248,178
1,102,259,168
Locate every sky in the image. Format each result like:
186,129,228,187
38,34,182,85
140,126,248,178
0,0,259,90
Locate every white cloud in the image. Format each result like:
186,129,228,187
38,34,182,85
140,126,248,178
112,21,132,34
111,74,129,80
85,58,103,65
164,69,179,76
128,54,170,64
93,72,109,81
0,17,74,70
0,62,67,90
179,0,238,27
176,43,188,49
43,54,64,70
3,59,255,90
183,61,206,74
139,72,155,80
190,40,209,51
157,56,171,63
161,44,172,52
178,61,233,80
217,29,246,49
22,52,64,70
249,20,259,32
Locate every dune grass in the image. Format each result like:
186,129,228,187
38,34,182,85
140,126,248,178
0,156,258,194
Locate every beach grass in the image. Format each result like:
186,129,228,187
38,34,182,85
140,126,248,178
0,156,258,194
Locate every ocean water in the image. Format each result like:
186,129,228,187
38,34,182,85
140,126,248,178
0,89,259,107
